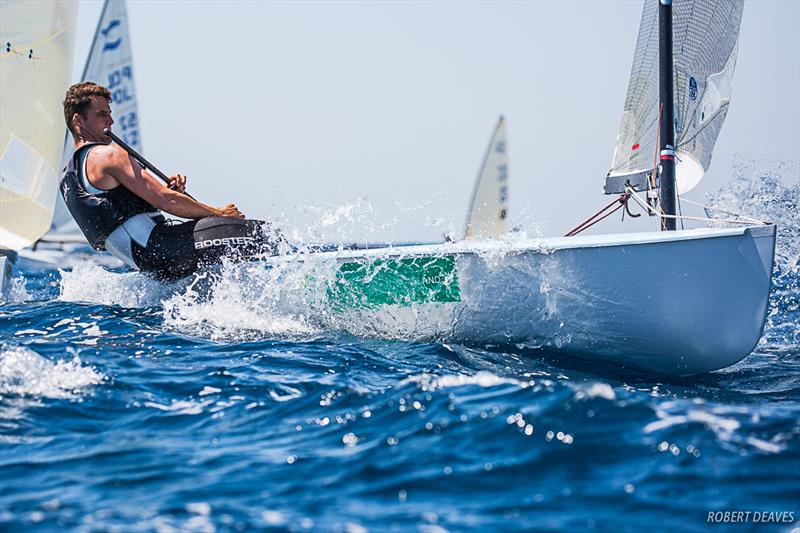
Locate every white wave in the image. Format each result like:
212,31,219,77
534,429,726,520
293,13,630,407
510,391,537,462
643,401,791,455
745,436,784,454
143,399,212,415
574,382,617,401
0,345,104,400
269,386,303,402
400,371,530,392
643,409,740,436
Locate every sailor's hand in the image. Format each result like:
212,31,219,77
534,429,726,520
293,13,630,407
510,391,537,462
218,203,245,219
168,174,187,193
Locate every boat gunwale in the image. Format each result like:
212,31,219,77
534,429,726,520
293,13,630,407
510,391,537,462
270,224,777,263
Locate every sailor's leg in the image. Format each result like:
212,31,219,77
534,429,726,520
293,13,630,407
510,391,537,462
131,217,280,279
192,217,280,257
132,219,200,279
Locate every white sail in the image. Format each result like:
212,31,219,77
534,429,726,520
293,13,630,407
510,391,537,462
48,0,142,242
0,0,78,251
463,116,509,239
608,0,743,195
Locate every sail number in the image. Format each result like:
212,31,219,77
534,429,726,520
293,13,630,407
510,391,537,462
108,65,135,104
117,111,140,148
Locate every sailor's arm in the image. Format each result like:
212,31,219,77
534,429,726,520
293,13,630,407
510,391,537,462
102,147,244,219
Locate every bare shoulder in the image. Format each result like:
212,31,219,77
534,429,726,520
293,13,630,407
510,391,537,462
89,143,131,169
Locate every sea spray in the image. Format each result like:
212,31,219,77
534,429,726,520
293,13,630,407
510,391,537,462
0,345,104,400
706,159,800,273
59,261,182,307
160,258,319,341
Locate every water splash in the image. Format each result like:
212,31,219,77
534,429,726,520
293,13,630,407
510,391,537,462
59,261,182,308
161,258,319,341
0,345,104,400
2,276,30,304
281,197,399,247
705,159,800,272
54,231,570,347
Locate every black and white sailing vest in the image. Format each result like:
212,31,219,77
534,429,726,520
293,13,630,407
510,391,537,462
60,142,160,268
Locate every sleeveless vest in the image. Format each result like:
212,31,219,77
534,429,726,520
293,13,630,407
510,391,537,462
60,142,158,251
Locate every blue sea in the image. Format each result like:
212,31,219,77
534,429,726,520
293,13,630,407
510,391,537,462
2,176,799,532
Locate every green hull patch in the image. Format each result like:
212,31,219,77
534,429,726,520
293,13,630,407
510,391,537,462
327,256,461,309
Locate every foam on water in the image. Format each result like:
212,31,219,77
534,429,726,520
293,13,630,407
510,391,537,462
400,371,531,392
643,399,792,456
0,345,104,400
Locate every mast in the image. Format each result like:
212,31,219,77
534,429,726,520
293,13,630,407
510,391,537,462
658,0,677,230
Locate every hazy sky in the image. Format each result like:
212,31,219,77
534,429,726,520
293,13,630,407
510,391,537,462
71,0,800,242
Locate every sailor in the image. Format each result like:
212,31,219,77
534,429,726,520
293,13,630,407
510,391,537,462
61,82,271,278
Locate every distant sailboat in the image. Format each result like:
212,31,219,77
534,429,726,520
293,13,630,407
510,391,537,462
463,116,509,240
0,0,78,298
39,0,143,249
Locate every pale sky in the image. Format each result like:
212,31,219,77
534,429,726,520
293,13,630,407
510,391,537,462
71,0,800,243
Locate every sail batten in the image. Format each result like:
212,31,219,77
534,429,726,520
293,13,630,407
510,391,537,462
609,0,743,195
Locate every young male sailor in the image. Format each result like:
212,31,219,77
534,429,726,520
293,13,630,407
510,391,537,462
61,82,271,278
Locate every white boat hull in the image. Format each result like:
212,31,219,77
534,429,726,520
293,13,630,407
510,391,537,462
271,225,776,375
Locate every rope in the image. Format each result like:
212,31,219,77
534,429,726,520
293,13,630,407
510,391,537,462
653,103,666,230
564,194,629,237
678,197,767,225
563,186,767,239
1,24,72,59
625,187,770,226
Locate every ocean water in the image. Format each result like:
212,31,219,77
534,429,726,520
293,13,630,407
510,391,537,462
2,177,799,532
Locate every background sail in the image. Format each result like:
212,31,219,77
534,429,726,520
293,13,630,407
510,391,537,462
48,0,142,241
608,0,744,194
464,116,509,239
0,0,78,251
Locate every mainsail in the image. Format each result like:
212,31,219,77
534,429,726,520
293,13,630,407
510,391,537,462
608,0,743,195
47,0,142,242
0,0,78,251
463,116,509,239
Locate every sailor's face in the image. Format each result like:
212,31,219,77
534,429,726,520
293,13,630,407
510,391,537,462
79,96,114,142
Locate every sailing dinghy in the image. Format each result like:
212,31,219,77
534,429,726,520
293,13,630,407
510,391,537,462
269,0,775,376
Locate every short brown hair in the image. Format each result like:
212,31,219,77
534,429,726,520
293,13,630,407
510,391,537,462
63,82,112,135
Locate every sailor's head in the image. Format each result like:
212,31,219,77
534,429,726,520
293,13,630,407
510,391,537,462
63,82,114,143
